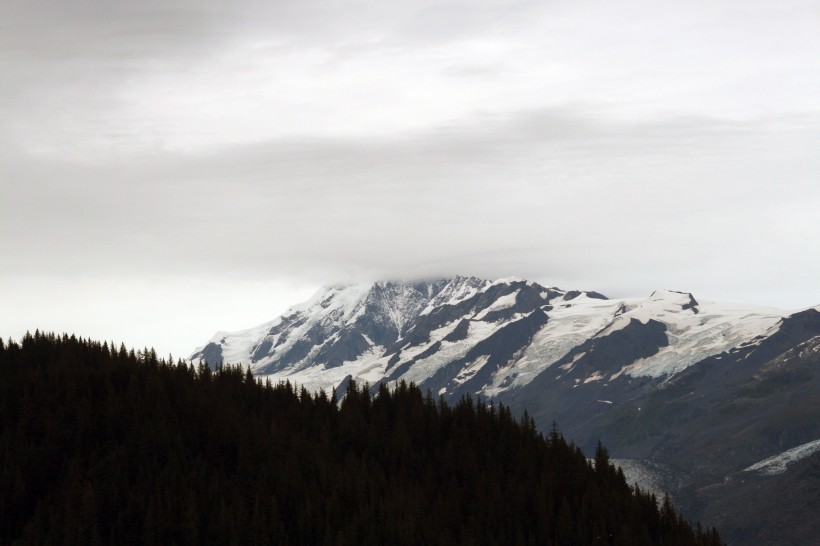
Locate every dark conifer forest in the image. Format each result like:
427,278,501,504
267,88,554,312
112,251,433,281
0,332,723,545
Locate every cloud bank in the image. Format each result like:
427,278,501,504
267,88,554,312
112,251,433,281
2,0,819,355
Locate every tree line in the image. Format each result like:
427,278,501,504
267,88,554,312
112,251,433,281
0,331,722,545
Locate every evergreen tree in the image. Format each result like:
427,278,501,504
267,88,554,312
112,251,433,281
0,332,724,546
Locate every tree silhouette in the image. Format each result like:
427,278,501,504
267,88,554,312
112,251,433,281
0,332,723,545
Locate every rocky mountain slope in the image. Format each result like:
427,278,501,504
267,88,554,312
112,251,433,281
192,276,820,545
192,277,787,397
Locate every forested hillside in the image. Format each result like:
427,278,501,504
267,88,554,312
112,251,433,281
0,332,722,545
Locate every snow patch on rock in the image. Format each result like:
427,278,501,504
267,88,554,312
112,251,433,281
744,438,820,476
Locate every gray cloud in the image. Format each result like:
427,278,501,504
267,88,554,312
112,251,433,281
4,0,818,156
4,109,818,306
2,0,819,355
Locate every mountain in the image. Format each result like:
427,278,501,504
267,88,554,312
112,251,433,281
191,276,788,400
192,276,820,545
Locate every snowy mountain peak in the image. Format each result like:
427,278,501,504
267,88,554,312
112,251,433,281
191,277,806,401
420,276,491,315
647,289,699,311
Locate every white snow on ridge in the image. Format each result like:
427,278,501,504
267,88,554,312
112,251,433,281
464,290,788,395
484,296,622,395
383,319,464,365
193,279,801,399
195,283,377,369
621,299,786,379
585,290,787,380
473,291,518,320
584,371,604,384
420,276,490,315
454,354,490,385
394,316,520,388
194,318,279,367
597,290,695,337
256,344,388,396
806,335,820,354
744,438,820,476
378,282,430,335
292,283,372,320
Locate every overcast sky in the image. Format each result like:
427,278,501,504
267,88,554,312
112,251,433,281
2,0,819,357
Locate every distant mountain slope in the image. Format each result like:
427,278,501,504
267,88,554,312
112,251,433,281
191,277,788,401
191,276,820,545
506,310,820,546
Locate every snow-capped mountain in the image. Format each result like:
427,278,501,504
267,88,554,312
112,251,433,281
191,276,792,401
191,275,820,545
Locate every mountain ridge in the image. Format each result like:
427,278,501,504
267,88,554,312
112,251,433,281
191,276,793,399
191,275,820,545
